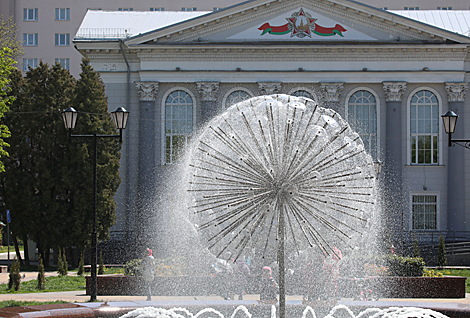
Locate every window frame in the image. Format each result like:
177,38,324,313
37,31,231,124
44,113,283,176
345,87,381,160
55,8,70,21
55,33,70,46
118,8,133,11
23,8,38,21
23,58,38,71
150,7,164,11
161,88,197,165
23,33,38,46
406,87,443,166
410,192,440,231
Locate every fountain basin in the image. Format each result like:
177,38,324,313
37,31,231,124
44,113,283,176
86,275,466,298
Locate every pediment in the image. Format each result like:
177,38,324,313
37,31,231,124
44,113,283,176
124,0,470,46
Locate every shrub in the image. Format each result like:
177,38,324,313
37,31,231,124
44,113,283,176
98,251,104,275
412,234,421,258
57,249,64,276
125,259,142,276
385,254,425,277
37,255,46,290
77,251,84,276
62,247,68,276
9,258,21,291
438,235,447,269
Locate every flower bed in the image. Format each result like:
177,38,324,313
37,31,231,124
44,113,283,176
86,275,466,298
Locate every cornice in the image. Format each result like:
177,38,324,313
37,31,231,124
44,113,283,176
153,0,438,44
132,48,467,62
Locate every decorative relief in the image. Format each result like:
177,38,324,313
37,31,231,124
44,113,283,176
258,82,281,95
197,82,219,101
168,0,430,43
135,82,159,102
383,82,407,102
320,83,344,103
445,82,468,102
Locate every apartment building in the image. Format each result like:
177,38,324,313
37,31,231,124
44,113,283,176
1,0,470,77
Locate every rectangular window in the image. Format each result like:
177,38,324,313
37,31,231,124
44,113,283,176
404,7,419,10
23,58,38,71
55,58,69,70
55,33,70,46
412,195,437,230
381,7,388,10
118,8,133,11
150,7,164,11
23,33,38,46
213,7,224,11
23,8,38,21
437,7,452,10
55,8,70,20
182,7,197,11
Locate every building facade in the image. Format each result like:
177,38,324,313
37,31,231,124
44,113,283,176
1,0,469,78
72,0,470,261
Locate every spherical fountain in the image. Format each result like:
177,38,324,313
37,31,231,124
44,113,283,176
120,95,452,318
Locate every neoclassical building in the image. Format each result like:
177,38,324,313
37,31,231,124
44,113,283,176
73,0,470,260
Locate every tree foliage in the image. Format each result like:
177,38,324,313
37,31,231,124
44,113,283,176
437,235,447,268
0,16,22,59
0,47,16,172
0,58,121,265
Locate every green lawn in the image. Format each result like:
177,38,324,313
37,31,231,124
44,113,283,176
0,246,23,253
0,276,86,294
0,300,68,308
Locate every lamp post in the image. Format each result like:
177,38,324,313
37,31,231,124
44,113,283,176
441,110,470,148
61,106,129,301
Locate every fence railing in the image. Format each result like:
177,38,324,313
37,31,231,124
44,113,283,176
75,28,132,39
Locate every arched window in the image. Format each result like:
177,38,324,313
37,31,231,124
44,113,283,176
165,90,193,164
410,90,439,165
225,90,251,108
292,90,314,100
347,90,377,159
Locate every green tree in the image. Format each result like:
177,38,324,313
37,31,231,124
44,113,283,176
0,16,23,59
412,234,421,258
438,235,447,268
98,251,104,275
0,47,15,173
77,250,85,276
8,258,21,291
0,59,122,265
37,255,46,290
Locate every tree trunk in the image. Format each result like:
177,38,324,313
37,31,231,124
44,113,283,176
23,235,30,266
45,246,50,268
13,236,23,266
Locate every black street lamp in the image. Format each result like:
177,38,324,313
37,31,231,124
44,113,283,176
62,106,129,301
441,110,470,148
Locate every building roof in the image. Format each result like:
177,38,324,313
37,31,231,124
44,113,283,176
391,10,470,37
75,11,211,40
75,8,470,41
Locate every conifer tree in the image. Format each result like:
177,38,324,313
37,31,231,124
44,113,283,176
8,258,21,291
37,255,46,290
438,235,447,268
413,234,421,258
62,247,68,276
98,251,104,275
0,59,122,265
77,250,85,276
57,248,64,275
